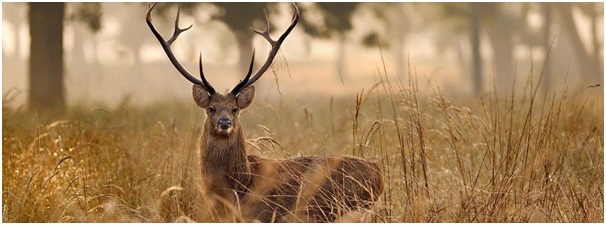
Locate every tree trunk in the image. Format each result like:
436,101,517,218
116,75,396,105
28,2,65,114
234,30,254,75
389,3,407,78
588,2,603,83
336,33,347,79
456,38,470,84
395,37,405,77
469,3,483,95
486,14,515,96
541,2,553,92
555,3,602,84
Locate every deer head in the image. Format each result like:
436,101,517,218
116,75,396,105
146,3,299,136
192,85,255,137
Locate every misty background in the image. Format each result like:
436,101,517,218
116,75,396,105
2,2,603,112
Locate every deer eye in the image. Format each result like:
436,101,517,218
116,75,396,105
209,107,216,115
232,107,239,115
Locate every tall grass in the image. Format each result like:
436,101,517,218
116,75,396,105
2,64,603,222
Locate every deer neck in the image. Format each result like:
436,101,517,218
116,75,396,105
200,125,252,195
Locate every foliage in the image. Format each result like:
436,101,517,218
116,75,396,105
69,2,103,32
299,2,359,39
212,3,269,32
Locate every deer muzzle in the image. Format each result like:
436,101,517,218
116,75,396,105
218,118,231,130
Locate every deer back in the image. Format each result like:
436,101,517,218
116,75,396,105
242,155,384,222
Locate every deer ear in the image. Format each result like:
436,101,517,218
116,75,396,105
193,84,211,108
236,86,255,109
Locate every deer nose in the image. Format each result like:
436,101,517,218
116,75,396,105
218,118,231,129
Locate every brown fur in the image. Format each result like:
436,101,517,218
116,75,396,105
146,3,381,221
194,85,384,222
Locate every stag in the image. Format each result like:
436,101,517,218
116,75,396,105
146,3,384,222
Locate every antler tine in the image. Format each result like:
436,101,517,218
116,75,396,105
146,3,216,95
167,6,193,45
230,49,256,95
230,3,300,95
251,9,272,43
198,53,216,94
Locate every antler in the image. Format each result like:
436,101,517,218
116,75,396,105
230,3,300,95
146,3,216,95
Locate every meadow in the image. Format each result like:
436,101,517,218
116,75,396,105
2,67,603,222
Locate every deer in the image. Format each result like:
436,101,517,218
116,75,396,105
146,3,384,222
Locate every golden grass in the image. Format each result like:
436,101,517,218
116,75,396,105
2,65,603,222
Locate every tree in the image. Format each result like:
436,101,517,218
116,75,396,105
27,2,102,114
555,3,603,84
69,2,102,64
468,3,483,95
431,3,485,94
541,2,553,91
299,3,360,77
103,3,147,66
151,3,362,84
151,2,289,85
154,3,367,79
427,3,542,95
213,3,269,74
362,3,414,77
28,2,66,113
481,3,534,95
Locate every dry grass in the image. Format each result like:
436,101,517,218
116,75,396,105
2,63,603,222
